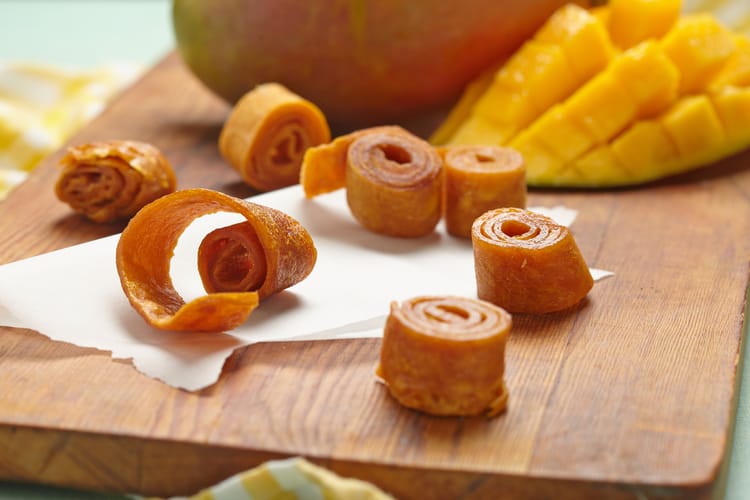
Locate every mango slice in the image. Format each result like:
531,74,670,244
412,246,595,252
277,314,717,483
443,4,614,146
511,40,679,182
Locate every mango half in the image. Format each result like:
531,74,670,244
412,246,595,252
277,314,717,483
432,0,750,188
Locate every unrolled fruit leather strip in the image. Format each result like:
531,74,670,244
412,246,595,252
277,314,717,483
55,140,176,223
346,127,443,238
219,83,331,192
440,145,527,239
377,295,511,417
472,207,593,314
116,188,317,332
299,125,407,198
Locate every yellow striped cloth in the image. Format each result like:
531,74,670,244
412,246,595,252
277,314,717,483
142,457,394,500
0,62,140,200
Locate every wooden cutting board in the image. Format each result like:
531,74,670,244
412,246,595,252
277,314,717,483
0,53,748,499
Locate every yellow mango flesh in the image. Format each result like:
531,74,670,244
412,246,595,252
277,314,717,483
710,34,750,88
432,1,750,188
660,14,736,95
442,3,613,146
607,0,681,49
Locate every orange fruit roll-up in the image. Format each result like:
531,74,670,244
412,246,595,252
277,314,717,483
219,83,331,192
472,207,593,314
299,125,408,198
440,145,527,239
54,140,177,223
377,295,511,417
115,188,317,332
345,128,443,238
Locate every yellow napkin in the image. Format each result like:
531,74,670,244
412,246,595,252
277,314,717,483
144,457,394,500
0,61,140,199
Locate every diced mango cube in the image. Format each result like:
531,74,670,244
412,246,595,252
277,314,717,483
607,0,681,50
510,104,594,163
510,131,564,184
471,84,539,137
709,86,750,146
659,95,726,162
660,14,736,95
535,3,616,82
563,72,637,143
448,115,509,146
488,41,575,117
710,35,750,88
610,120,681,180
570,146,631,187
608,40,679,118
429,62,498,145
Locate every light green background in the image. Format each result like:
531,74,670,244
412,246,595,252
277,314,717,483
0,1,749,499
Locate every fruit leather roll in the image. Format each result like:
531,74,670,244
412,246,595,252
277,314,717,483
116,188,316,332
377,295,511,417
472,207,593,314
299,125,409,197
441,145,527,238
346,127,443,237
219,83,331,192
54,140,176,223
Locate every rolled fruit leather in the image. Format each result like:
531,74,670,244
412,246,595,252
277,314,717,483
345,127,443,237
440,145,527,238
54,140,176,223
116,188,317,332
377,295,511,417
219,83,331,192
472,207,594,313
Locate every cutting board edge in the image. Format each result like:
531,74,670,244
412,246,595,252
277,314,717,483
0,421,723,499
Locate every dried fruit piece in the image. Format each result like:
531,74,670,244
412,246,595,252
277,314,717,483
472,207,593,313
197,222,267,294
299,125,404,198
219,83,330,192
55,140,176,223
377,295,511,417
116,188,316,332
440,145,526,239
346,128,443,238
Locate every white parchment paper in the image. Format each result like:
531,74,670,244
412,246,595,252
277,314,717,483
0,186,612,390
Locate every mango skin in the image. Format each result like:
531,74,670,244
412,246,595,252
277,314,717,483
172,0,585,130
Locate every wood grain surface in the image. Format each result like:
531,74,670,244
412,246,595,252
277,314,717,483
0,53,748,499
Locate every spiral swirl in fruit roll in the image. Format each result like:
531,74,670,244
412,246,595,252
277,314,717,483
472,207,593,314
219,83,331,192
441,145,527,239
345,127,443,237
54,140,176,223
299,125,405,198
116,188,317,332
377,295,511,417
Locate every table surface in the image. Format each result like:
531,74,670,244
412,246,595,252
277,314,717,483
0,1,748,499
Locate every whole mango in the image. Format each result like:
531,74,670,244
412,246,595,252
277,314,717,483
172,0,587,131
